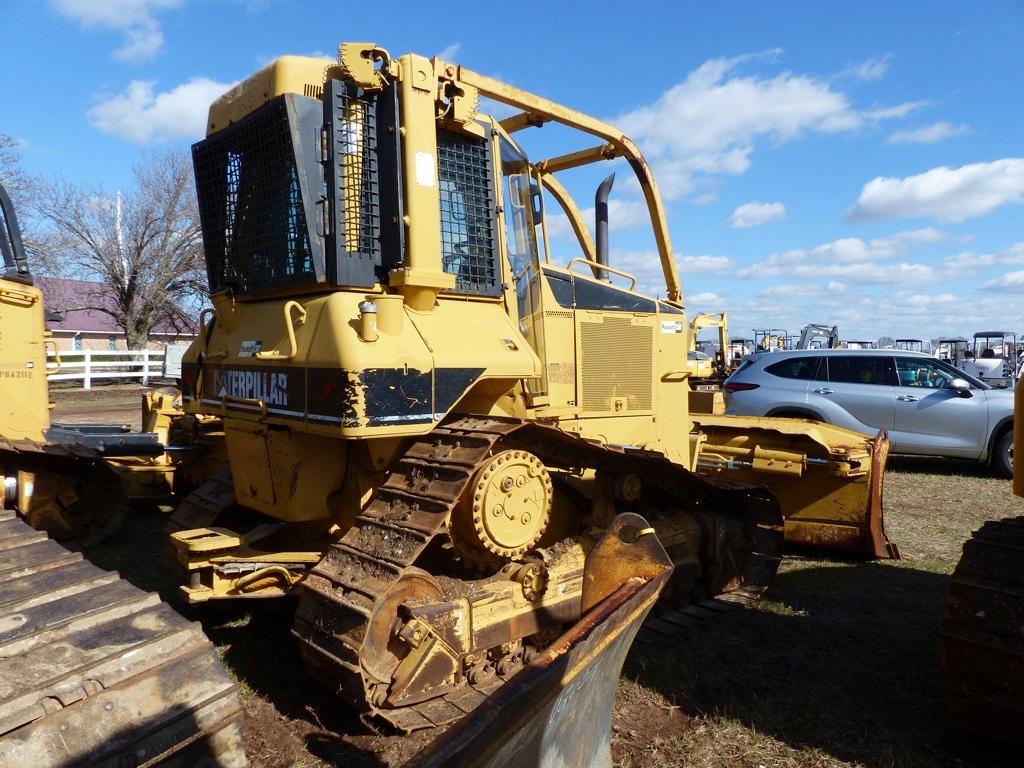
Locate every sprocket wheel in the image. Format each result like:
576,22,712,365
450,449,552,567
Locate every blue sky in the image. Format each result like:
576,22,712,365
3,0,1023,342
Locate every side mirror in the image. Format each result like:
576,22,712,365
951,378,972,397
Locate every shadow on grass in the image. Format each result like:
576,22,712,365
625,560,1017,768
886,454,1001,478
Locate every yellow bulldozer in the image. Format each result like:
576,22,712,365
164,42,897,732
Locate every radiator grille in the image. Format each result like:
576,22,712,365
194,96,315,294
437,128,499,296
579,316,653,412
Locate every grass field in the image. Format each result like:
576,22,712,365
70,389,1019,767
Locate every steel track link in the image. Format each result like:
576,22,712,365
292,416,784,732
0,511,247,767
940,516,1024,743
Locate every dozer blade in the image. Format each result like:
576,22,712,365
692,415,897,558
0,511,247,767
412,513,673,768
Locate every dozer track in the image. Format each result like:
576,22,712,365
0,510,247,767
939,516,1024,743
293,416,783,732
0,437,127,547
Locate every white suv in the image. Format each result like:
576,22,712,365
723,349,1014,477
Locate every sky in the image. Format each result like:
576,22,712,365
2,0,1023,343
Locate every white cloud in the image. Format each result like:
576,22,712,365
87,78,235,144
438,42,462,60
757,283,824,299
860,101,928,122
840,54,892,81
847,158,1024,223
614,51,922,200
943,242,1024,268
983,270,1024,290
729,201,786,228
888,120,968,144
51,0,182,61
689,292,722,304
738,229,954,283
678,254,734,274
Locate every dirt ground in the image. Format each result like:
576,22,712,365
62,386,1021,768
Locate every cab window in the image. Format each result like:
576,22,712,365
499,136,547,395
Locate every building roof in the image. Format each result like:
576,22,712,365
37,277,196,335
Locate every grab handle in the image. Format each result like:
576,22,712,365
256,301,307,360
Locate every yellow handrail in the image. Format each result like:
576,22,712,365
255,301,307,360
565,258,637,291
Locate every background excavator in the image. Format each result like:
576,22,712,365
166,42,896,732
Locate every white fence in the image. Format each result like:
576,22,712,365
47,349,166,389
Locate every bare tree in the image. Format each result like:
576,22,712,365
0,133,35,204
35,151,206,348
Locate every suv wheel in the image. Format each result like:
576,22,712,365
993,428,1013,479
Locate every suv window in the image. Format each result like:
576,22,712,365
765,357,819,380
825,356,889,385
895,357,960,389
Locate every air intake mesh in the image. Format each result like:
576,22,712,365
580,316,653,412
193,96,314,294
437,128,499,296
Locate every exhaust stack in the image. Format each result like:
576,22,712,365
594,173,615,280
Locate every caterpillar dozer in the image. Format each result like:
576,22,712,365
939,374,1024,742
0,187,247,764
168,42,893,731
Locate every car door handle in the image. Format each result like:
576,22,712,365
811,387,833,395
896,394,919,402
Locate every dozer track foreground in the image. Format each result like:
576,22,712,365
939,517,1024,743
293,416,783,732
0,437,128,547
0,511,247,767
412,513,674,768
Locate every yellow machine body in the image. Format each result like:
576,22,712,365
0,278,50,442
178,45,891,583
170,42,891,730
